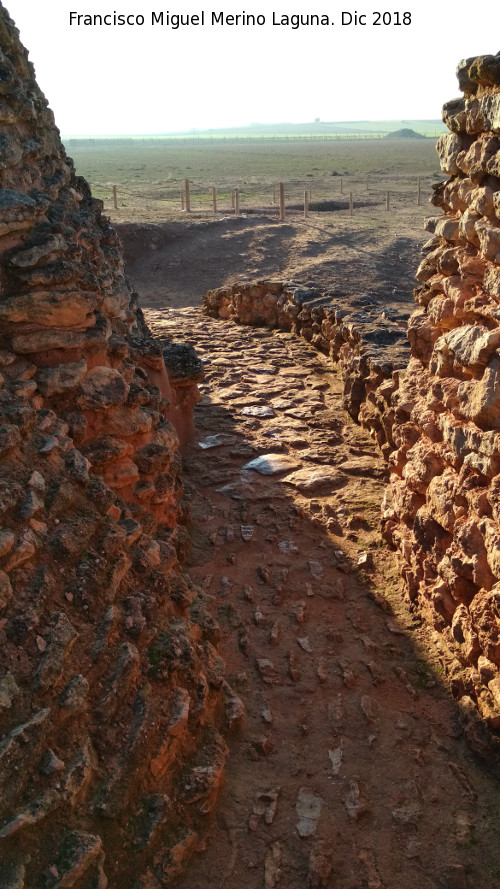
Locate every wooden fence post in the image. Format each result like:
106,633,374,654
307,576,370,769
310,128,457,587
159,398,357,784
112,185,117,209
349,192,353,216
304,190,309,218
417,177,422,206
212,186,217,213
234,188,240,216
386,191,390,211
340,177,343,194
279,183,285,221
184,178,191,212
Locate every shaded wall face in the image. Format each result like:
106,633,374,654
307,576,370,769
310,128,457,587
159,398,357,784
0,4,184,525
0,7,228,887
382,54,500,736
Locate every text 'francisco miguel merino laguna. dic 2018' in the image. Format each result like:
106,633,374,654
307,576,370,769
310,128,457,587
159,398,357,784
68,11,413,29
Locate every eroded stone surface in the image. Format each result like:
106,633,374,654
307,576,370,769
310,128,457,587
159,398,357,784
0,9,226,888
382,52,500,743
148,304,500,889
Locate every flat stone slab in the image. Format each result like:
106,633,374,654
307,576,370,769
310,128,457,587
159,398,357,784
251,365,278,375
243,454,301,475
338,456,389,478
279,366,312,377
283,467,348,494
197,434,238,450
271,398,295,409
216,473,288,501
241,406,276,418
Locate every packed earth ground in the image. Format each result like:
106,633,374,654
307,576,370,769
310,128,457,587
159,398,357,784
78,136,500,886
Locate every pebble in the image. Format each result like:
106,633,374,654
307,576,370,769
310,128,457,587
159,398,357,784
288,650,302,682
240,524,255,541
317,658,328,683
249,788,280,831
254,607,264,624
277,538,298,554
360,694,375,722
257,566,270,584
261,700,273,724
264,842,283,889
328,695,344,731
269,622,280,646
289,601,306,623
296,788,323,838
308,560,324,580
243,585,255,602
344,780,367,820
256,659,277,684
328,745,343,775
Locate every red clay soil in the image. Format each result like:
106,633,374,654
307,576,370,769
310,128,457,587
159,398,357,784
144,305,500,889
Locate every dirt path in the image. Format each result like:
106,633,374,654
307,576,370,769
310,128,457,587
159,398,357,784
145,306,500,889
118,206,427,313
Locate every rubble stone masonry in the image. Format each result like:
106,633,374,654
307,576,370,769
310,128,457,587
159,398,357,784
382,53,500,742
2,0,500,880
204,54,500,746
0,5,229,886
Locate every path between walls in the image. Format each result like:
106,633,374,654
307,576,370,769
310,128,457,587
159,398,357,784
146,306,500,889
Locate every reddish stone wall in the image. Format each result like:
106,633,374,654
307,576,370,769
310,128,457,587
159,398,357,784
382,53,500,743
203,54,500,748
0,6,228,886
204,280,407,458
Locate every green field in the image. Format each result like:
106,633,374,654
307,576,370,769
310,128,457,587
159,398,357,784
64,127,444,223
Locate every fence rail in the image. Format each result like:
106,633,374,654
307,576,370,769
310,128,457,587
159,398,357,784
88,174,432,218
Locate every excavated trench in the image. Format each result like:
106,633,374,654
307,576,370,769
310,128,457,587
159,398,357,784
2,12,500,884
144,304,500,889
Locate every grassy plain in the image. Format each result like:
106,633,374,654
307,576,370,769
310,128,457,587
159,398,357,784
66,135,443,223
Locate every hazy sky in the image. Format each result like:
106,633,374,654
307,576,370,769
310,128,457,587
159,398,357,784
5,0,499,134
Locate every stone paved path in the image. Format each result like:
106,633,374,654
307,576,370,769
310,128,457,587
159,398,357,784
146,307,500,889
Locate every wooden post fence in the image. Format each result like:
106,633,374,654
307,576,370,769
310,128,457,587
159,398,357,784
340,177,343,194
417,177,422,206
212,186,217,213
349,192,353,216
112,185,117,209
234,188,240,216
386,191,390,211
279,182,285,221
304,190,309,218
184,178,190,212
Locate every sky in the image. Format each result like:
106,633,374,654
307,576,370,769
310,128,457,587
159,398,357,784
4,0,499,135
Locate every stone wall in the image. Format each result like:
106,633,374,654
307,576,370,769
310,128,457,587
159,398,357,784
203,53,500,748
382,53,500,745
203,280,410,458
0,6,230,886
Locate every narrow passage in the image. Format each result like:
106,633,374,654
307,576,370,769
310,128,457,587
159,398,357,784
147,306,500,889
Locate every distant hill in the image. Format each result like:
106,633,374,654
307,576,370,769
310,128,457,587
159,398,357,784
384,128,427,139
62,120,447,141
